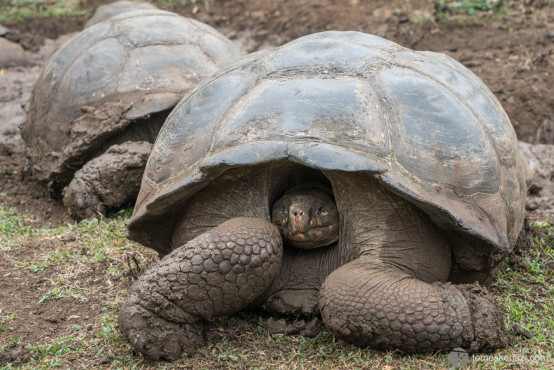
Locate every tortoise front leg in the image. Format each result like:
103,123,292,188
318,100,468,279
319,259,507,353
321,171,507,353
118,217,282,361
63,141,152,220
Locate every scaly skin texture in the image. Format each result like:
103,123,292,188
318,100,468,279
118,217,282,361
63,141,152,220
320,262,506,352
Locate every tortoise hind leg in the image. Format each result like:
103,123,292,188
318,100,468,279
118,217,282,361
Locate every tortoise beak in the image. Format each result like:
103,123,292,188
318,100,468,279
289,205,310,233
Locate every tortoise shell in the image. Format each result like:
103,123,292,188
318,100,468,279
21,9,240,195
128,31,530,276
85,1,158,28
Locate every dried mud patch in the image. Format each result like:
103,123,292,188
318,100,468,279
0,343,33,367
0,148,72,228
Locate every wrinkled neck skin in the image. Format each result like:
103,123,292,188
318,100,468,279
324,170,451,282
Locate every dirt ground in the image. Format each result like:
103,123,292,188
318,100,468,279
0,0,553,367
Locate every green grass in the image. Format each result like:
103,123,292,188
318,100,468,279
152,0,212,9
490,220,554,366
1,205,553,368
0,206,150,368
433,0,514,22
38,284,86,304
0,0,215,24
0,0,87,23
0,205,59,249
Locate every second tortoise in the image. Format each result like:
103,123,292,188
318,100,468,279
21,9,241,219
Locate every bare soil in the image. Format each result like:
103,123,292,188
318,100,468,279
0,147,73,227
0,0,553,367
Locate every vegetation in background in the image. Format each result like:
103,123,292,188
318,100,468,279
433,0,513,22
0,0,215,23
0,0,87,23
152,0,212,10
0,0,519,28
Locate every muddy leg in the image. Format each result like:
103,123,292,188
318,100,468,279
63,141,152,220
118,217,282,361
319,259,507,353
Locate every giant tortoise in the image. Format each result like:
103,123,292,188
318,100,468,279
21,9,240,219
118,31,531,361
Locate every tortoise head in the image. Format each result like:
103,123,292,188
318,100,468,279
272,183,339,249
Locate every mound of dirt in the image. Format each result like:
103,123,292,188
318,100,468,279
0,147,72,227
0,343,33,367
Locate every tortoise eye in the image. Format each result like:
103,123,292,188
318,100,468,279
316,206,325,214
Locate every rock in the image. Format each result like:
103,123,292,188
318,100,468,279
285,319,306,335
300,317,321,337
519,141,554,217
0,38,35,68
0,24,9,36
266,318,287,334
